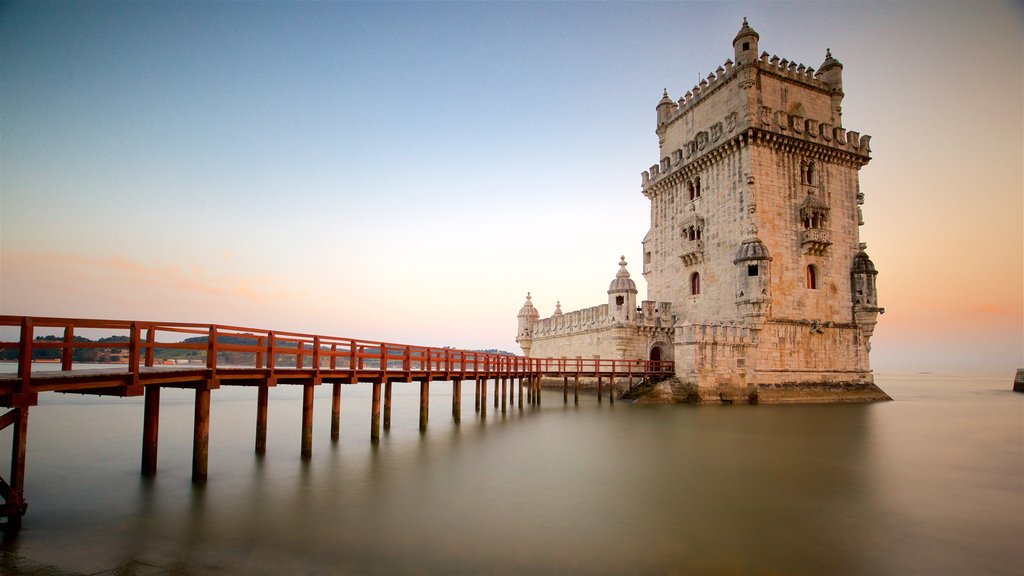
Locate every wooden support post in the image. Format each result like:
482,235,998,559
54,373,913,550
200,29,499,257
519,377,524,408
574,375,580,406
501,377,507,414
509,376,515,407
331,383,341,442
256,383,269,454
609,376,615,405
493,378,499,409
597,376,603,403
452,379,462,423
419,381,429,431
301,383,314,460
384,381,393,430
141,385,160,476
480,379,487,418
474,379,480,412
7,406,29,531
370,380,382,443
563,376,568,404
192,387,211,484
536,377,542,406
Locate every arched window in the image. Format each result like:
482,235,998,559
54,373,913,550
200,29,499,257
690,272,701,295
694,176,701,198
806,162,815,185
806,265,818,289
688,180,696,201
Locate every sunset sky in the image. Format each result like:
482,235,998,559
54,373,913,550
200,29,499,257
2,1,1021,376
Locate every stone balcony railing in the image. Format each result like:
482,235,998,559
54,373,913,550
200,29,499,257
801,229,831,255
680,240,704,266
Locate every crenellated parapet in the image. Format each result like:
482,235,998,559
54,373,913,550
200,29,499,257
531,304,612,338
642,122,871,195
676,320,755,346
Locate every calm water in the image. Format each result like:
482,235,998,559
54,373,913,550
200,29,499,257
0,369,1021,575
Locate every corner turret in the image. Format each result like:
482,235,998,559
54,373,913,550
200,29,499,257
516,292,540,355
817,48,844,123
607,256,638,323
656,89,677,126
733,17,759,65
733,227,773,323
851,245,884,340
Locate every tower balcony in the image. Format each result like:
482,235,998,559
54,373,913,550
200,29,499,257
801,229,831,255
680,240,704,266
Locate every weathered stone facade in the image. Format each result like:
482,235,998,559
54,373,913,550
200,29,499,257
516,20,888,403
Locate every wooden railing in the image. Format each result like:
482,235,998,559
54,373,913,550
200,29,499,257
0,315,674,388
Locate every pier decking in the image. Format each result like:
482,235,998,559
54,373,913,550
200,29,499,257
0,315,672,532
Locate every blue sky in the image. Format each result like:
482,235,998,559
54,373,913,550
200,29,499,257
2,1,1022,375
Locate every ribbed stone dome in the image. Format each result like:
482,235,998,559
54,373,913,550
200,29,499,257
733,17,759,44
852,250,877,275
733,237,772,263
607,256,638,294
819,48,843,72
517,293,540,320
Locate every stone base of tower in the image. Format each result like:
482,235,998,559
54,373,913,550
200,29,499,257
671,319,891,404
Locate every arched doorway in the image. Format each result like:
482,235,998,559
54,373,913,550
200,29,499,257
649,342,670,362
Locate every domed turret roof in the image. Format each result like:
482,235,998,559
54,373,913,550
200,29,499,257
607,256,638,294
852,249,877,275
819,48,843,72
734,236,772,263
733,17,759,44
517,292,540,320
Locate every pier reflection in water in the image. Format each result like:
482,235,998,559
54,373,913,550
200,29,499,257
1,375,1021,575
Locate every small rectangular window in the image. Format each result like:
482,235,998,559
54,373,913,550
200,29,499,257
742,42,750,51
747,264,759,277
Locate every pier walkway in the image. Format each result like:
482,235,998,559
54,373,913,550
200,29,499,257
0,315,672,532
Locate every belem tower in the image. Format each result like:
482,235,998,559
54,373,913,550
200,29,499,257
515,20,889,404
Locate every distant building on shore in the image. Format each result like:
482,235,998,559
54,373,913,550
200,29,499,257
516,20,888,404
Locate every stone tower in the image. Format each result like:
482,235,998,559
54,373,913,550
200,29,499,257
518,20,888,403
640,18,886,402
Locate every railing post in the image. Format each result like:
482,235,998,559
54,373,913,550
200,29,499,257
206,326,217,372
145,327,156,368
62,325,74,371
330,343,337,370
18,317,33,390
313,336,321,372
267,331,276,370
128,322,140,379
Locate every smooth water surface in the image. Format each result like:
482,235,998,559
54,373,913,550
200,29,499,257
0,371,1021,575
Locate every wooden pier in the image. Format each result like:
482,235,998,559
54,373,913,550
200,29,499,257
0,315,673,533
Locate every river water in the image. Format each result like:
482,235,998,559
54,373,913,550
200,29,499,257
0,370,1020,575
